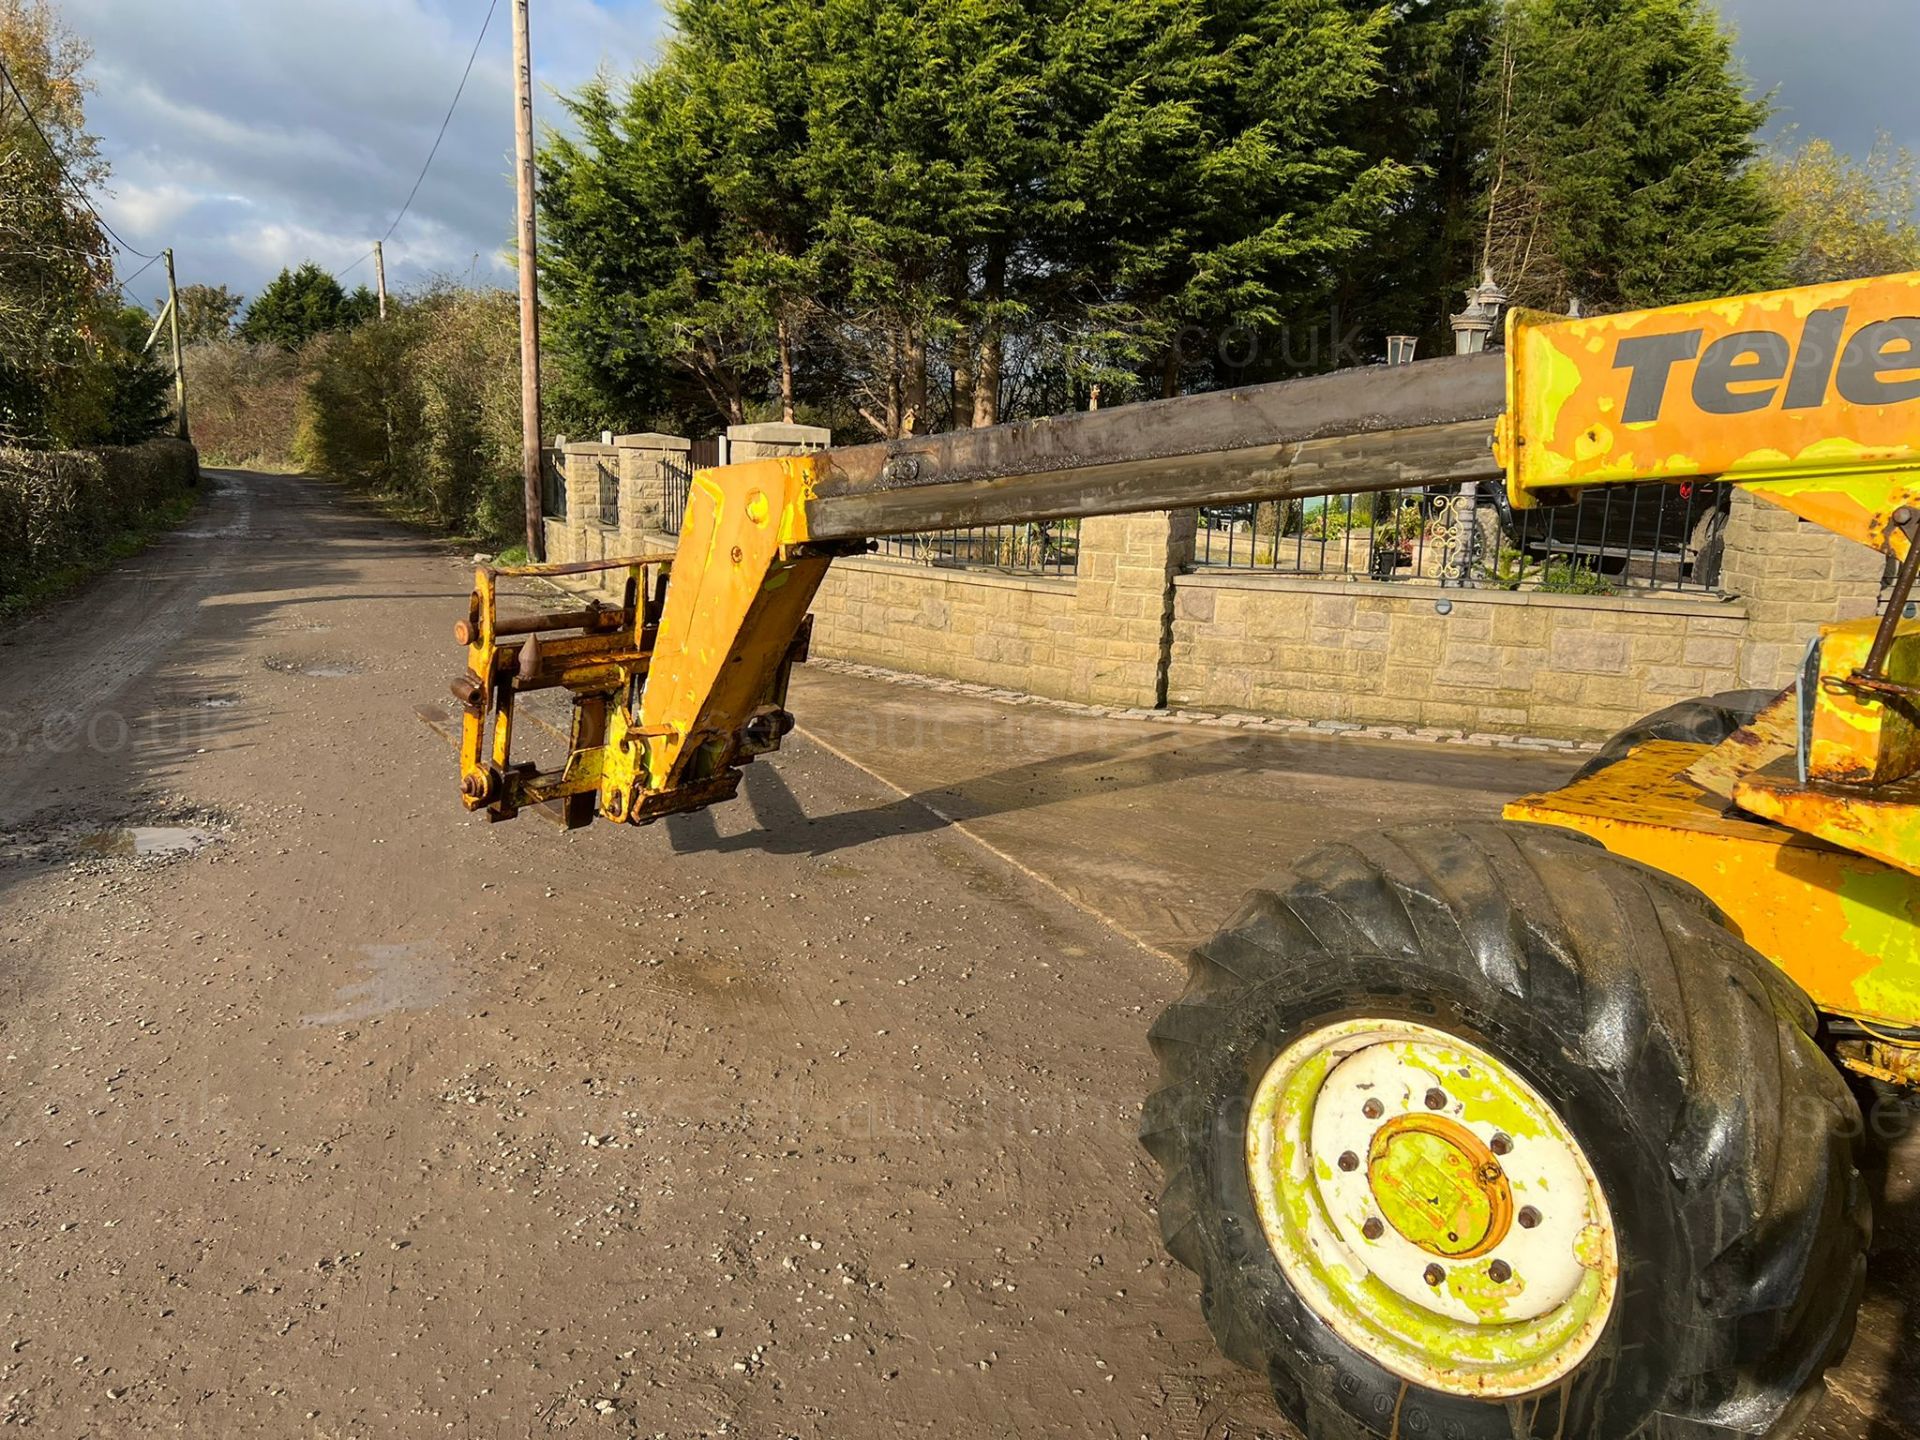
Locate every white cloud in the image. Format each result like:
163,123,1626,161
101,179,206,236
63,0,666,302
64,0,1913,307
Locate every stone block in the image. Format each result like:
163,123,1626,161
1309,594,1358,631
1490,606,1551,649
1547,628,1628,676
1174,586,1215,623
1388,615,1447,666
1680,634,1739,670
1442,641,1498,670
1643,665,1706,697
726,421,830,462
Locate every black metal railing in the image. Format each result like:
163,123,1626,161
660,455,693,536
540,447,566,519
1192,482,1730,595
595,455,620,530
876,520,1081,577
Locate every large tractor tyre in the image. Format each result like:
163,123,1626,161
1571,689,1777,782
1141,820,1867,1440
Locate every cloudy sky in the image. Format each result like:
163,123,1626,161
69,0,1919,312
72,0,668,308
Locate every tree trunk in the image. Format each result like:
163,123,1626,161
777,311,796,424
883,330,903,438
952,336,975,430
972,241,1005,428
903,327,927,435
1161,344,1182,400
950,250,976,427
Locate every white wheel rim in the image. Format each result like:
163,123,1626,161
1245,1017,1619,1397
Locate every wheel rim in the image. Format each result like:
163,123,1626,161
1245,1017,1619,1398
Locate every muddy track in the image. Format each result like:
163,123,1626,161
0,469,1911,1440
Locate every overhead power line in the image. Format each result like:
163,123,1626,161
112,250,165,301
340,0,501,283
386,0,502,246
0,53,161,261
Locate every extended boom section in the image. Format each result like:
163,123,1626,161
451,355,1511,828
451,271,1920,901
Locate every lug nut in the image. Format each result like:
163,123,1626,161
1490,1132,1512,1155
1424,1087,1447,1111
1423,1264,1445,1287
1338,1151,1360,1172
1518,1206,1541,1230
1362,1217,1385,1241
1488,1260,1513,1283
1362,1098,1384,1120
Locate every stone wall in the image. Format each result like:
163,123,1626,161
1161,489,1882,739
1166,576,1749,740
1718,488,1888,688
809,558,1080,698
538,425,1887,740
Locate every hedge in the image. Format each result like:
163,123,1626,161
0,438,200,603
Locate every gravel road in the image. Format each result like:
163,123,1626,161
0,469,1911,1440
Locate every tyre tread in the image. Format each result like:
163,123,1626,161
1142,819,1866,1440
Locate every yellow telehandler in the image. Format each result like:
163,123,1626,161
445,272,1920,1440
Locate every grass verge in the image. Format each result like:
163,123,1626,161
0,484,205,625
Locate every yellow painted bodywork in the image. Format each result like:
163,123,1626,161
452,455,829,826
1506,742,1920,1027
1734,763,1920,887
1497,274,1920,1036
601,454,827,819
1693,619,1920,884
1494,271,1920,557
1805,617,1920,785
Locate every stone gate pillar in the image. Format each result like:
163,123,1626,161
562,441,618,565
1069,510,1196,709
726,421,831,462
613,432,691,548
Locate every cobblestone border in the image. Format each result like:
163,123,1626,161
808,657,1604,755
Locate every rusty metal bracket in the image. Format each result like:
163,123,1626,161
1858,510,1920,684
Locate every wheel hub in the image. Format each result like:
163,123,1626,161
1367,1113,1512,1258
1246,1017,1619,1396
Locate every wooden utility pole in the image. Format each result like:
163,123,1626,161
163,248,189,444
373,240,389,321
511,0,545,561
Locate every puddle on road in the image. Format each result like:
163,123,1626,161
76,826,219,859
0,809,229,867
195,694,242,709
263,656,362,678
